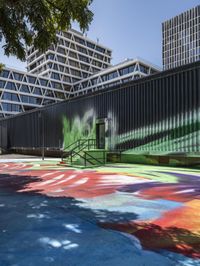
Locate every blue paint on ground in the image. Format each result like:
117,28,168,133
0,188,178,266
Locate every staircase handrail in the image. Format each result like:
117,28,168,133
84,150,106,166
70,149,105,166
63,139,88,151
62,138,96,161
69,142,95,162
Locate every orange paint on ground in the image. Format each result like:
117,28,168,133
154,199,200,233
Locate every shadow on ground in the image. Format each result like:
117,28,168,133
0,172,199,266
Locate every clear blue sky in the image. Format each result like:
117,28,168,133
0,0,200,70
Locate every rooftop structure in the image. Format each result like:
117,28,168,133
72,58,160,96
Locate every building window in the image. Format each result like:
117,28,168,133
0,80,5,88
58,38,64,46
86,41,95,49
57,47,66,55
57,55,66,64
13,72,23,81
108,71,118,79
71,69,81,77
45,90,54,97
69,51,77,59
96,46,105,54
51,72,60,80
77,46,87,55
72,78,80,83
0,70,9,78
20,85,29,93
27,76,36,84
74,36,85,45
63,85,71,91
63,32,71,39
2,103,22,112
78,54,89,63
5,82,16,91
82,72,88,78
82,81,88,88
51,81,62,90
59,65,64,72
139,64,149,74
55,91,65,99
63,75,71,83
91,78,98,85
46,53,54,60
33,87,42,95
29,63,36,71
40,79,48,87
69,60,79,68
53,64,58,71
2,92,19,102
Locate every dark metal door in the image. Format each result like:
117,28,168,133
96,123,105,149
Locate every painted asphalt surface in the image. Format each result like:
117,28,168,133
0,160,200,266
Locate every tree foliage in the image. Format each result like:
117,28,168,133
0,0,93,61
0,63,4,71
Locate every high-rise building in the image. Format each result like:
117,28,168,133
0,29,160,119
0,29,112,118
27,29,112,81
162,5,200,70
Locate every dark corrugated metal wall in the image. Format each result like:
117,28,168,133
0,61,200,153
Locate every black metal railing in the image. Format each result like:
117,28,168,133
84,150,106,166
62,139,95,161
61,138,106,166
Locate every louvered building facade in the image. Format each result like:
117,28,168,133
163,5,200,70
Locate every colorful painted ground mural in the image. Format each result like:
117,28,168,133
0,160,200,265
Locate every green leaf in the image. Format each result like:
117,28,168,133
0,0,93,60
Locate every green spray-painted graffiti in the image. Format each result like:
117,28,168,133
62,106,200,155
62,109,96,149
116,109,200,154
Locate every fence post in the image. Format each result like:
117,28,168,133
39,111,45,161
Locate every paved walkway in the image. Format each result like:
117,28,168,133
0,154,58,162
0,160,199,266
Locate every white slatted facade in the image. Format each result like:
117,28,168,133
0,30,160,118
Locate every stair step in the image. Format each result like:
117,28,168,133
61,139,106,167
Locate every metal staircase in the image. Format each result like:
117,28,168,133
61,139,106,167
